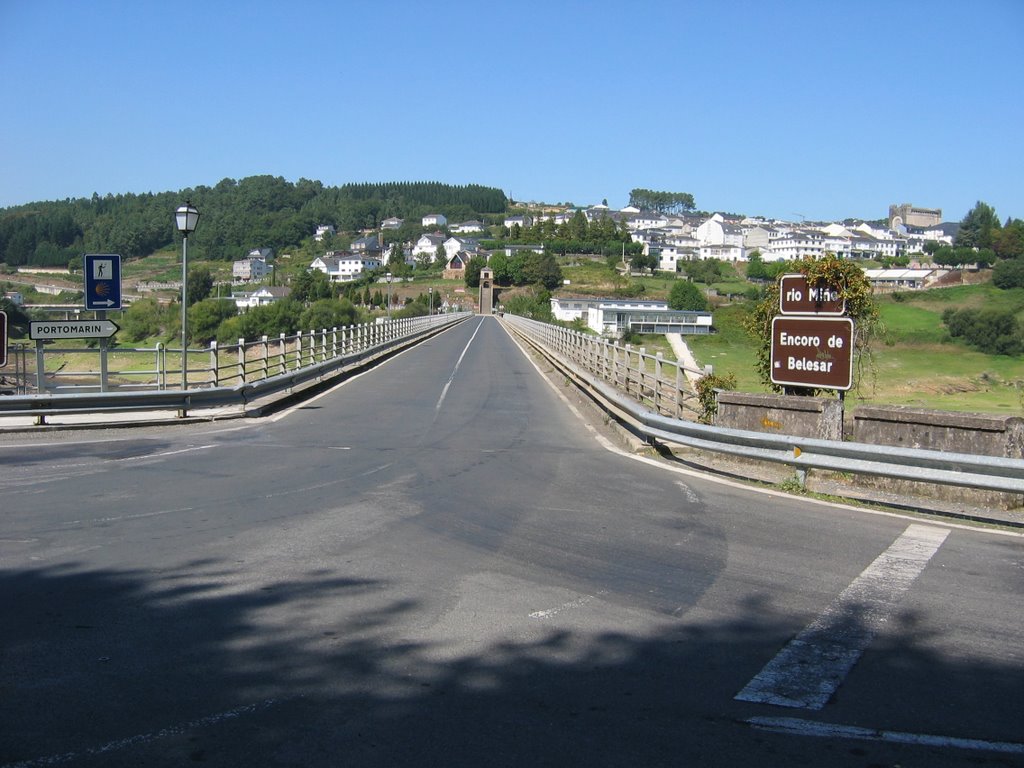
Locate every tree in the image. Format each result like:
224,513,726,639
464,255,484,288
668,279,709,311
746,251,768,280
992,258,1024,289
188,298,238,344
522,251,563,290
628,252,656,274
187,264,214,306
299,298,358,331
956,201,1001,249
993,218,1024,261
488,250,510,284
291,269,334,304
119,298,169,342
0,297,31,337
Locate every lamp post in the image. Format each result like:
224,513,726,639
386,272,392,321
428,286,433,316
174,201,200,389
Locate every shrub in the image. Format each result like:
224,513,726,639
695,371,737,424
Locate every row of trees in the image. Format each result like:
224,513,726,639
464,249,563,291
0,177,509,267
500,209,641,259
627,189,696,215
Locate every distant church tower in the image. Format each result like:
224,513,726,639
479,267,494,315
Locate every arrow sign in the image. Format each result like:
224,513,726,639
30,319,121,340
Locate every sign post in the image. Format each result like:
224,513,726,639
771,274,855,393
779,274,846,316
84,254,123,311
0,310,7,368
770,316,854,390
83,254,123,392
29,320,120,340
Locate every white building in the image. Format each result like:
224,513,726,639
234,286,291,310
311,252,382,282
550,296,713,336
422,213,447,228
314,225,336,242
232,252,273,282
412,233,447,262
452,220,485,234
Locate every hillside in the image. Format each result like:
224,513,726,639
0,177,509,269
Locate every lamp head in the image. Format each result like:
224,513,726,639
175,201,200,235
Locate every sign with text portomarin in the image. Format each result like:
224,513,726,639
770,316,854,390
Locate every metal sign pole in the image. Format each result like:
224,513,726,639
35,340,46,393
98,309,109,392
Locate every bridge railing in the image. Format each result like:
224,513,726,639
499,313,706,420
0,312,470,422
500,313,1024,497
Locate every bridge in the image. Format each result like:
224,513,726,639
0,315,1022,766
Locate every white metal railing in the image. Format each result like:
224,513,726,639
0,312,470,422
500,313,706,419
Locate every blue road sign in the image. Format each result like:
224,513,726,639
84,254,122,310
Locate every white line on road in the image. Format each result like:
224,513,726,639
436,318,484,412
115,445,215,462
1,698,287,768
747,716,1024,755
735,523,950,710
530,590,608,619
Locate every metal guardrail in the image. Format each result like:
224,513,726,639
501,313,1024,496
0,312,471,422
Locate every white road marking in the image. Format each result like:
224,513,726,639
674,480,700,503
748,716,1024,755
1,699,286,768
530,590,608,619
735,523,950,710
115,445,215,462
436,318,484,411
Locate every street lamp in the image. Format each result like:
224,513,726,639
428,286,433,316
386,272,392,321
175,201,200,389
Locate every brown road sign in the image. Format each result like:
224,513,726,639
770,316,854,390
779,274,846,315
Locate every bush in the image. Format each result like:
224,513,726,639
992,258,1024,290
944,308,1023,356
695,372,737,424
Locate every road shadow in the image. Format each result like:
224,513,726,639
1,561,1021,768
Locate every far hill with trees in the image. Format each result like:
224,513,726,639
0,177,509,268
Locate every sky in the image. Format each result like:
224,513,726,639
2,0,1022,223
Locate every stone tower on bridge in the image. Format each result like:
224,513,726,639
479,267,494,315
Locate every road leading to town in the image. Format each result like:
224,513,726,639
1,316,1021,767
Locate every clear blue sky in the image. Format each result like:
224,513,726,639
2,0,1022,223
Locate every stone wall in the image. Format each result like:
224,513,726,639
715,392,844,441
711,397,1023,510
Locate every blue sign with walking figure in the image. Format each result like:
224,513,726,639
84,254,122,310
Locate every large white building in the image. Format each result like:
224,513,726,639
310,252,382,282
550,296,713,336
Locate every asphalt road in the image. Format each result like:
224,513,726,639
1,316,1022,767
